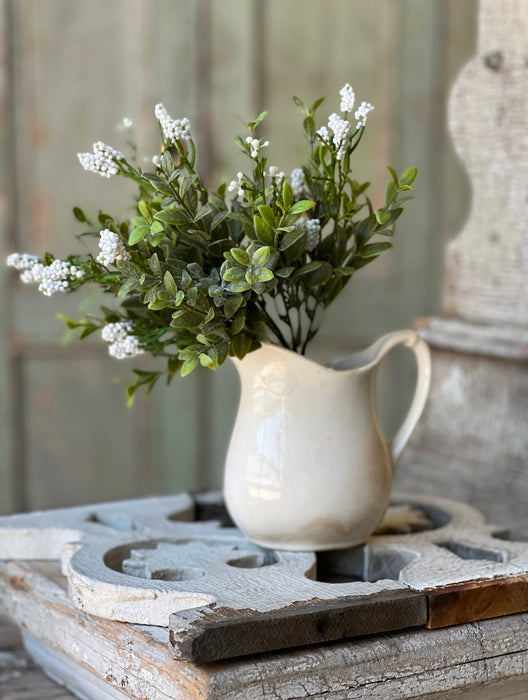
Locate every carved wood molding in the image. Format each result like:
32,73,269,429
443,0,528,326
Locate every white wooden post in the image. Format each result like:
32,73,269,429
396,0,528,529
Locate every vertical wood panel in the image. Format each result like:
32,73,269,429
1,0,479,511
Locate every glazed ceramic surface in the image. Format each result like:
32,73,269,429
224,330,431,551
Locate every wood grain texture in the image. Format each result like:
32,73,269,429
427,573,528,629
443,0,528,325
0,559,527,699
396,345,528,530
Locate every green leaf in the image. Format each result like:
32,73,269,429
283,181,294,210
231,333,252,359
400,167,418,186
150,220,164,234
274,266,295,278
222,267,246,283
375,208,391,225
155,207,189,225
256,267,274,282
227,280,251,293
175,290,185,305
294,260,333,286
148,253,161,275
279,228,306,263
247,110,268,130
161,151,175,175
258,205,275,228
150,233,165,247
386,166,399,186
224,294,243,318
128,225,150,245
138,201,151,222
252,246,270,266
254,216,274,246
231,248,251,265
199,352,215,368
293,95,309,116
289,200,314,216
181,357,198,377
303,116,315,141
57,314,80,330
231,308,246,335
73,207,87,223
118,277,139,299
164,270,178,296
171,309,204,328
357,242,392,259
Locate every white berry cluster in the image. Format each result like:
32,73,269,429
291,168,306,199
227,171,244,198
339,83,355,113
246,136,269,158
328,113,351,160
96,229,131,266
355,101,374,129
7,254,84,294
101,322,144,360
154,103,191,144
37,259,85,296
316,125,329,141
305,219,321,252
317,85,374,157
6,253,39,271
77,141,124,178
293,216,321,252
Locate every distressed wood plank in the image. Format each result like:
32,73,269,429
1,559,528,699
169,590,427,662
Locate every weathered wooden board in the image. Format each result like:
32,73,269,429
1,491,528,663
396,340,528,530
1,559,527,699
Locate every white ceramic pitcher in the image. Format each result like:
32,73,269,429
224,330,431,551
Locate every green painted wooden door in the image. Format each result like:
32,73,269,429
0,0,476,513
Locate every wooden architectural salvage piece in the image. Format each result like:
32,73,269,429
168,493,528,660
396,0,528,532
1,559,528,699
3,490,528,661
442,0,528,325
0,492,426,640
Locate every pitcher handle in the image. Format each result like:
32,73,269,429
374,330,431,466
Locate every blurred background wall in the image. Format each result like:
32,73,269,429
0,0,477,514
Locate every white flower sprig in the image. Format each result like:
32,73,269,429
246,136,269,158
96,229,131,267
7,255,85,296
101,322,144,360
327,113,351,160
291,168,306,199
355,101,374,129
77,141,124,178
227,171,245,198
339,83,355,113
155,103,191,144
